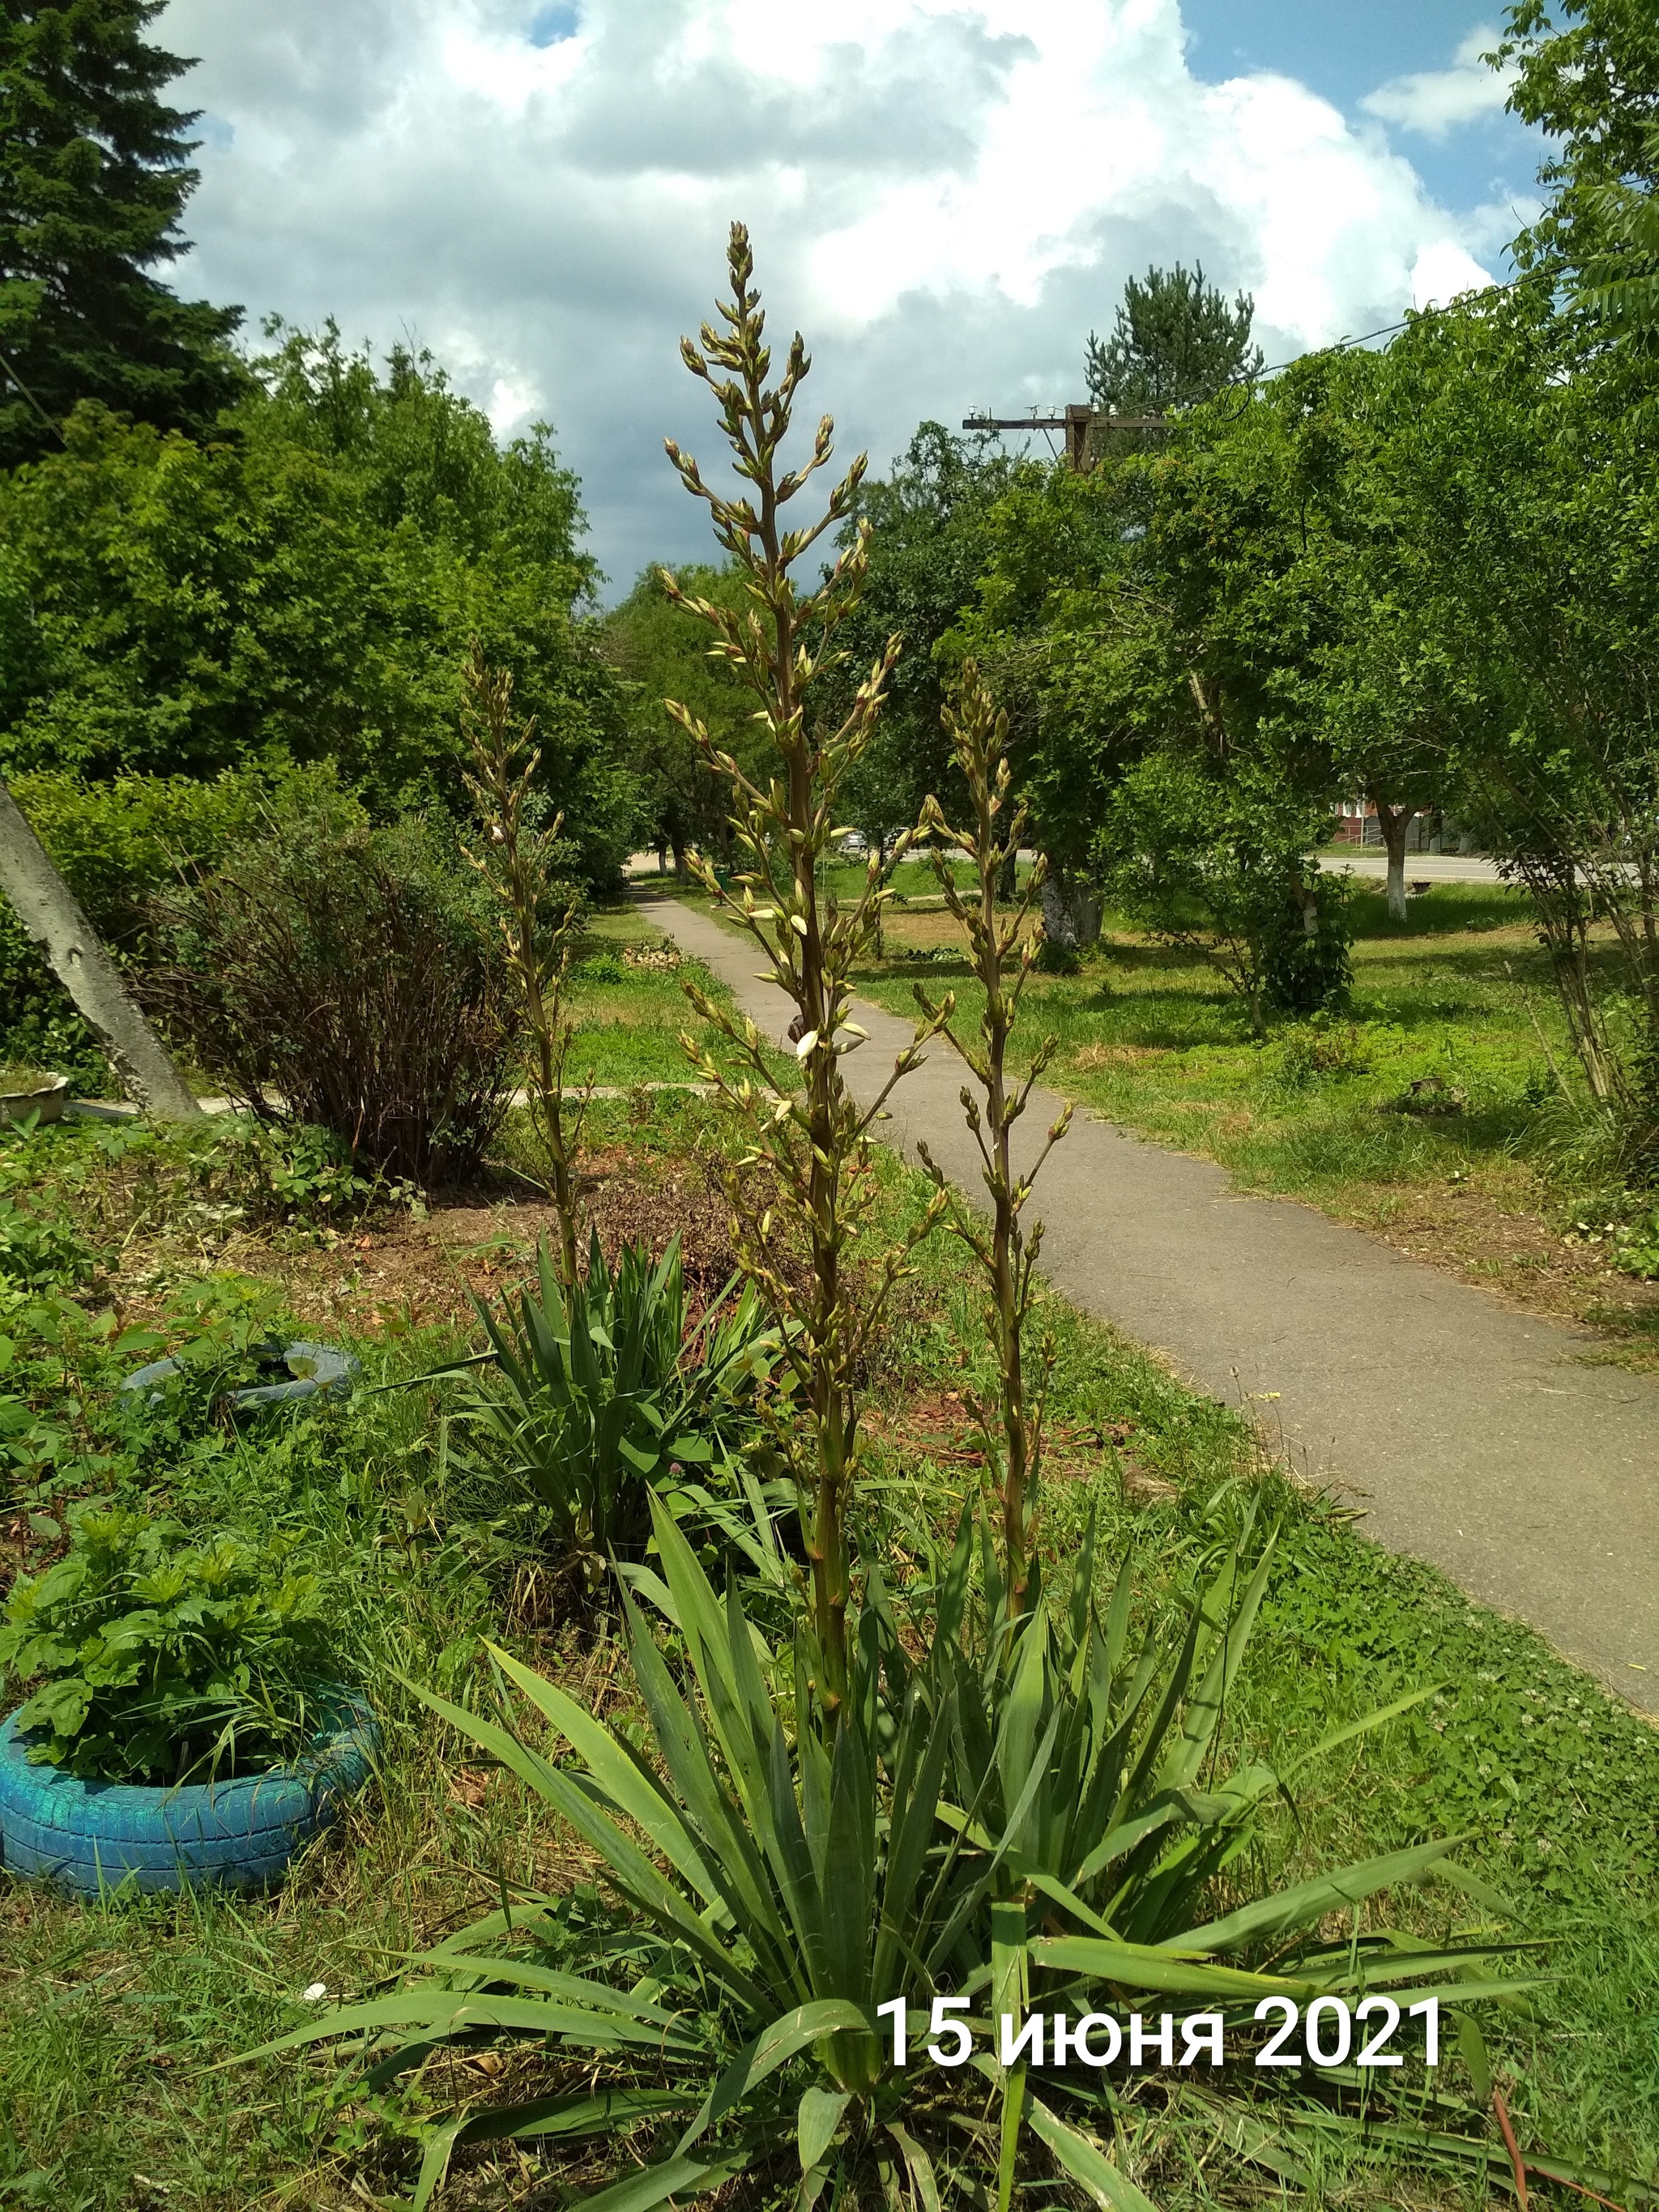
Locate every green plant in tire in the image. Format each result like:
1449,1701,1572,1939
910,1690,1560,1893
0,1502,332,1784
454,1230,780,1581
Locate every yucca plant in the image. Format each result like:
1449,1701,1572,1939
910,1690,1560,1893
254,232,1539,2212
461,641,589,1288
455,1230,779,1580
256,1504,1525,2210
663,222,949,1722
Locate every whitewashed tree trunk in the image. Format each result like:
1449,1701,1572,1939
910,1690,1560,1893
1040,870,1102,951
0,782,200,1119
1372,798,1415,923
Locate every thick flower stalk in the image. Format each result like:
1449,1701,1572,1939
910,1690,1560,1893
663,223,947,1721
461,641,588,1288
915,666,1071,1620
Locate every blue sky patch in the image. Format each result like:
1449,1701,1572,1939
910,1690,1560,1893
527,4,580,45
1180,0,1542,232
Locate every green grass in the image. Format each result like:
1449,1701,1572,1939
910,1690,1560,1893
3,1092,1659,2206
865,1151,1659,2194
849,881,1603,1221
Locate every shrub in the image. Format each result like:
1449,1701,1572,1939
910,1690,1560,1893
147,791,513,1183
575,948,628,985
1269,1014,1374,1089
0,1502,334,1784
1102,755,1352,1033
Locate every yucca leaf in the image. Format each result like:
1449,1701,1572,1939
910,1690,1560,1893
484,1643,712,1881
646,1495,744,1715
411,2090,694,2212
1173,1837,1469,1955
400,1954,689,2028
821,1711,877,1996
580,2147,761,2212
675,1999,872,2156
995,1605,1050,1847
238,1988,696,2063
1030,1934,1309,2001
412,1664,762,2006
1110,1604,1204,1823
1277,1681,1447,1781
873,1691,954,1996
923,1703,1063,1975
1071,1787,1247,1891
885,2120,944,2212
609,1588,790,1967
798,2086,851,2169
996,2052,1026,2212
1154,1539,1275,1798
1026,2097,1158,2212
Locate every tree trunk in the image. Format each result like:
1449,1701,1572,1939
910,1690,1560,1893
0,782,201,1119
1039,869,1101,952
1372,799,1414,923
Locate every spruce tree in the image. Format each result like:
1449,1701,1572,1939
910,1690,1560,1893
0,0,242,467
1085,262,1263,416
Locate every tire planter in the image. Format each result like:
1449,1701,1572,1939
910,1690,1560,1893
0,1692,377,1896
0,1072,67,1127
120,1339,360,1413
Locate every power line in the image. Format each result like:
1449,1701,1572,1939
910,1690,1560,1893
1239,316,1413,385
1237,276,1522,386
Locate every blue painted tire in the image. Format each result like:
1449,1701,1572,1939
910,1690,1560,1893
121,1340,360,1413
0,1692,377,1896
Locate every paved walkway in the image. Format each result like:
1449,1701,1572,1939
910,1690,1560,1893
640,893,1659,1711
1319,853,1505,885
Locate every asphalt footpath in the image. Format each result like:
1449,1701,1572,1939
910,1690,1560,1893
639,891,1659,1712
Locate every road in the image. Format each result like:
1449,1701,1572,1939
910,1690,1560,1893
1319,852,1506,885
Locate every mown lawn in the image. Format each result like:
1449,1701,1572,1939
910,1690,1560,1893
824,877,1659,1357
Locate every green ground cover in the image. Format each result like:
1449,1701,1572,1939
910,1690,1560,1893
857,881,1560,1201
653,871,1567,1209
565,906,794,1091
826,876,1659,1348
1,1088,1657,2207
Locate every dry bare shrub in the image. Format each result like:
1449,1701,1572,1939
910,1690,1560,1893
148,804,513,1185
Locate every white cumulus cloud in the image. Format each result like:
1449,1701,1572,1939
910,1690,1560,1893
1361,26,1516,143
1410,238,1496,309
160,0,1512,590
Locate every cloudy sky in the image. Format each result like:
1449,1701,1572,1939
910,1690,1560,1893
159,0,1546,599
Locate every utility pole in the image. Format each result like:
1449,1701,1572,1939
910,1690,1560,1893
962,405,1171,471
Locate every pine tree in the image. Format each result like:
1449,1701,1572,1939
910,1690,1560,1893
0,0,243,467
1085,262,1263,416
